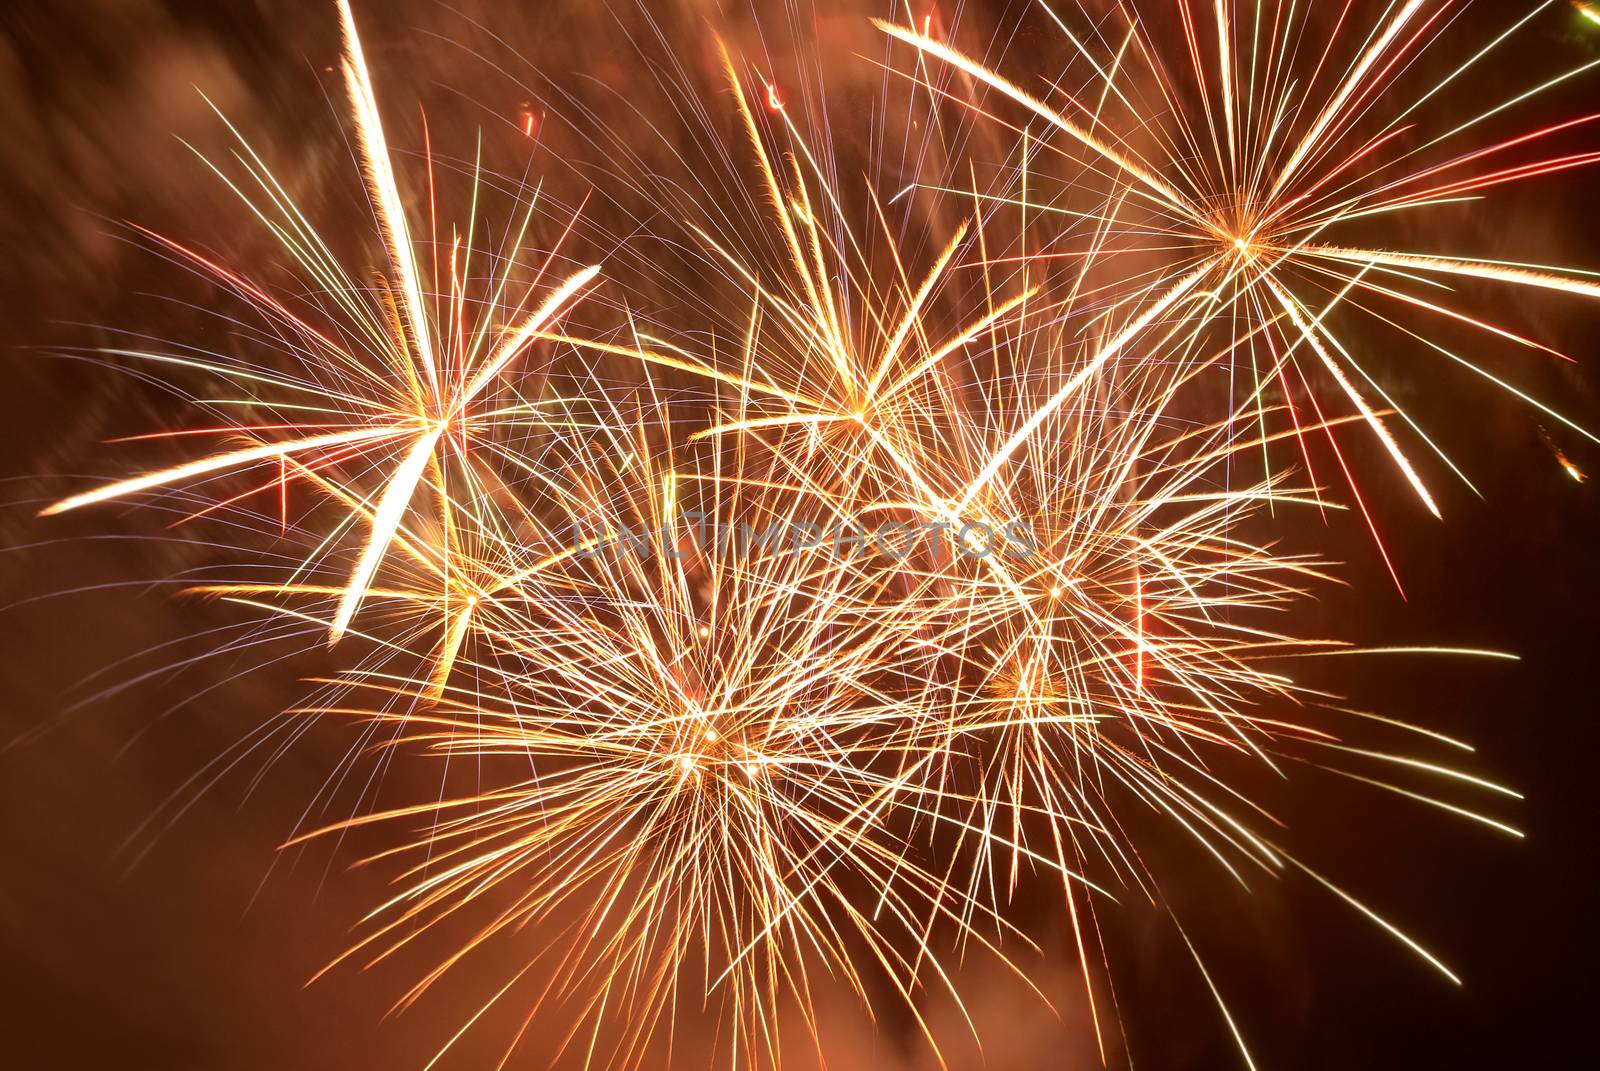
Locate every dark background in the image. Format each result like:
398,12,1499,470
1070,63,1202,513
2,1,1598,1067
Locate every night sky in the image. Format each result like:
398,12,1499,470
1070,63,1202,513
3,2,1599,1068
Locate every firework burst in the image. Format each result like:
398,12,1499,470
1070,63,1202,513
42,0,601,653
27,1,1580,1068
879,1,1600,573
